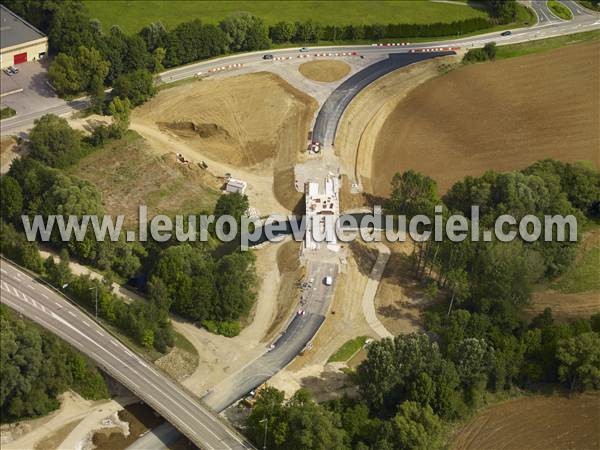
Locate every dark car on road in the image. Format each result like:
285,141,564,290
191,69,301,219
263,54,274,60
501,30,512,36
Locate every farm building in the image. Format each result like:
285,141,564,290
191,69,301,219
0,5,48,69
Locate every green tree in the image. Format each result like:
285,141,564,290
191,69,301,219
0,176,23,222
393,401,443,450
219,12,270,52
386,170,439,218
28,114,82,168
107,96,131,138
269,21,295,43
556,332,600,391
112,69,156,106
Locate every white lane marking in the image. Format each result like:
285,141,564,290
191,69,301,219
82,320,90,327
1,268,7,274
68,311,76,317
96,330,104,336
40,293,48,299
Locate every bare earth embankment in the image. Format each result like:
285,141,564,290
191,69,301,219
368,40,600,195
452,392,600,450
133,72,317,213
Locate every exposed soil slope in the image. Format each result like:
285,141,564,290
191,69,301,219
299,60,351,82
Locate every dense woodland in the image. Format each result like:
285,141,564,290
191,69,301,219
0,114,257,344
0,305,109,422
245,160,600,449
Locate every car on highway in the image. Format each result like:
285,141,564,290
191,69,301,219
501,30,512,36
299,47,310,52
262,54,274,60
324,276,333,286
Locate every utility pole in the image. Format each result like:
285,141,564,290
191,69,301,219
260,417,268,450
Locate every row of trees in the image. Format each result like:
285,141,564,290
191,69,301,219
246,312,599,450
1,305,109,422
1,113,258,334
5,0,522,101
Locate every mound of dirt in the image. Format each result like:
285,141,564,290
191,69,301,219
368,40,600,195
299,60,351,82
158,121,232,140
133,72,317,169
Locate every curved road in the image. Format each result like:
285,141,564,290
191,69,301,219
1,3,598,449
0,259,254,450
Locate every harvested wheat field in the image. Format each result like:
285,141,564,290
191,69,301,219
452,392,600,450
133,72,316,169
367,40,600,195
299,60,351,82
68,132,220,226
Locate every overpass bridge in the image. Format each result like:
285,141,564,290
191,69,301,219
0,259,254,450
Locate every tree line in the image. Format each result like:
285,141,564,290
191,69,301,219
243,160,599,449
4,0,521,102
1,305,109,423
1,113,257,337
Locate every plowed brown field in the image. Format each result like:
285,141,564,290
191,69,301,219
452,393,600,450
369,40,600,195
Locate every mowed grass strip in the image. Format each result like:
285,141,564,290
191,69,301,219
83,0,488,33
552,228,600,294
328,336,369,363
548,0,573,20
495,29,600,59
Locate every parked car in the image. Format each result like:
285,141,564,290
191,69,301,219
501,30,512,36
299,47,310,52
9,65,19,74
263,54,274,60
3,68,13,76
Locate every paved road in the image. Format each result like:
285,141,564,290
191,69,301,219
2,1,597,136
0,259,254,450
312,51,456,146
202,261,338,412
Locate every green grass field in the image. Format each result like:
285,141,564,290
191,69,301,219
552,230,600,294
548,0,573,20
83,0,489,34
495,29,600,59
328,336,369,363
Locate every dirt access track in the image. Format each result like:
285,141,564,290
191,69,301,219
339,40,599,196
132,72,317,213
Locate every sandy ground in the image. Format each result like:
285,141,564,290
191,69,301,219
269,243,376,401
0,135,20,174
373,241,438,335
452,392,600,450
334,54,460,193
132,72,317,214
369,40,600,195
298,60,351,82
0,392,136,450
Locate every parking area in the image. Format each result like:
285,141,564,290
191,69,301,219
0,60,63,116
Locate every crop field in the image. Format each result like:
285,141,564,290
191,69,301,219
452,392,600,450
368,39,600,195
83,0,488,33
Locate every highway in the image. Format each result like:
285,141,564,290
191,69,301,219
1,3,599,449
1,1,598,135
0,259,254,450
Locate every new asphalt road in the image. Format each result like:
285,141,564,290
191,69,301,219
0,259,254,450
1,1,598,135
